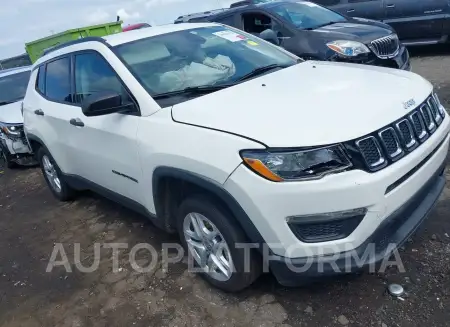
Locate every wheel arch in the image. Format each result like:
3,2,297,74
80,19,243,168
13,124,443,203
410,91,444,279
152,166,265,244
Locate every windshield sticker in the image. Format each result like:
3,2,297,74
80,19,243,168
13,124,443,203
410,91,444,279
213,30,246,42
247,40,259,46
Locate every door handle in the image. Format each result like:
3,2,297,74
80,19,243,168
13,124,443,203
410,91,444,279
386,4,395,8
69,118,85,127
347,9,355,13
34,109,44,116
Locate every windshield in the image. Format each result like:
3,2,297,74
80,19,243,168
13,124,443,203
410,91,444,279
114,26,297,103
268,1,346,30
0,71,31,105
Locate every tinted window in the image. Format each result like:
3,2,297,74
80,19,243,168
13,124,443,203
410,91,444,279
268,1,345,29
74,52,132,105
0,71,31,105
36,66,45,94
214,15,236,26
45,57,72,103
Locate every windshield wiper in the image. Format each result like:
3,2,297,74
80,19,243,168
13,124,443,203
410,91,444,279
304,21,340,30
152,85,233,100
236,64,290,82
0,101,14,106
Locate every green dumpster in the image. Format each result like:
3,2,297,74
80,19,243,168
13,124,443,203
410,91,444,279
25,21,123,63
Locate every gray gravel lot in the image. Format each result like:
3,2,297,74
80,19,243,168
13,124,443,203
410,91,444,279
1,47,450,327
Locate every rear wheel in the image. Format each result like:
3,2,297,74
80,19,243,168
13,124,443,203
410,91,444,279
177,195,261,292
37,147,75,201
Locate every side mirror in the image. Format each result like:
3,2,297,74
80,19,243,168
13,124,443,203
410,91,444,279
81,91,128,117
259,29,280,46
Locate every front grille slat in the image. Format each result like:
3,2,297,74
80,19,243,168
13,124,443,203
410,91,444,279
370,34,400,59
428,98,443,125
409,112,428,142
379,127,403,160
356,136,386,170
352,94,444,172
420,104,436,132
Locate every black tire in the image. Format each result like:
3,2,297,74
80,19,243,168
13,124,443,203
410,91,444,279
37,147,75,201
177,195,262,292
1,149,17,169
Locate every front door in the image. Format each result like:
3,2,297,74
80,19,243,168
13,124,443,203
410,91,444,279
67,51,143,204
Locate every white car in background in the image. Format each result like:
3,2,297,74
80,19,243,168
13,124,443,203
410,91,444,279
0,66,35,168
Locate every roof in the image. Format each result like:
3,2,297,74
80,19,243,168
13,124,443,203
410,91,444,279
174,9,227,23
0,66,31,77
102,22,219,46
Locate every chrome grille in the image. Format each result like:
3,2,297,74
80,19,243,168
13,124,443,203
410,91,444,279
370,34,400,59
354,94,445,172
409,111,428,142
356,136,385,169
428,97,443,125
379,127,403,159
420,104,436,132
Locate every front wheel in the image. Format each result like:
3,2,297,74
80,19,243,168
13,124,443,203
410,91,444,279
177,195,261,292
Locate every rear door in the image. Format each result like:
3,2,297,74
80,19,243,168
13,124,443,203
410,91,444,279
24,56,80,175
384,0,447,41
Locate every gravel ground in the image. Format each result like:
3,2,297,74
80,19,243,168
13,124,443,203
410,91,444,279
1,47,450,327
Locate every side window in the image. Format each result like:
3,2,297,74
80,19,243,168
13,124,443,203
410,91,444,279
313,0,341,6
36,65,46,95
73,52,133,106
242,12,293,37
215,15,236,26
45,57,72,103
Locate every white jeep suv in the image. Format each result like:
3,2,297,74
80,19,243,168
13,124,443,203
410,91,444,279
23,23,449,292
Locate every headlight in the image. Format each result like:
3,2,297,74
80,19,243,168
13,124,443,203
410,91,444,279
433,92,446,117
326,40,370,57
0,123,23,136
240,145,352,182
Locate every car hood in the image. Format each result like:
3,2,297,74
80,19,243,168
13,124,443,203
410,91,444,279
171,61,432,148
312,21,391,44
0,101,23,125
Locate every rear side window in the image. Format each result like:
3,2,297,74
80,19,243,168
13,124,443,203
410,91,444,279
45,57,72,103
36,66,45,94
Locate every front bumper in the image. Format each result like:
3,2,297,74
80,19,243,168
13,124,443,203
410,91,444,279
0,128,35,166
269,159,445,286
332,45,410,71
224,112,450,259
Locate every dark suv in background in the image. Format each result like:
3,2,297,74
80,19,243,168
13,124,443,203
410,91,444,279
197,1,410,70
233,0,450,46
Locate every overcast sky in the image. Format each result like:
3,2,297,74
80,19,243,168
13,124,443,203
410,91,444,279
0,0,237,59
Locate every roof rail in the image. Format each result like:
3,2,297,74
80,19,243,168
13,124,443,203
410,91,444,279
230,0,251,8
40,36,109,59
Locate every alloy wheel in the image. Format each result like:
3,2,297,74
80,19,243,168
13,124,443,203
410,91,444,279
183,212,234,281
42,155,61,193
